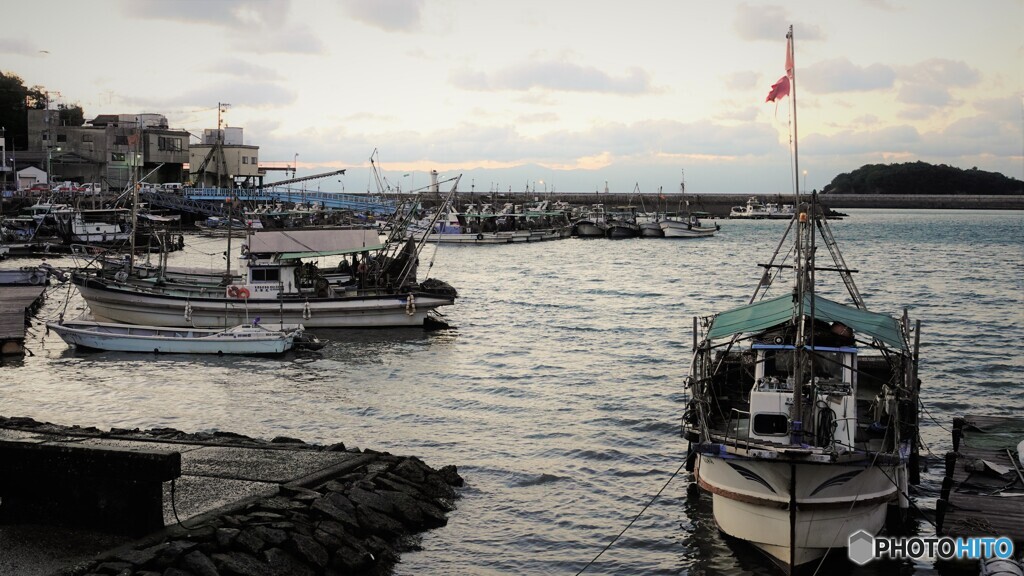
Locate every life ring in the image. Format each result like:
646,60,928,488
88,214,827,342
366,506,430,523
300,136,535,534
357,262,368,274
28,271,44,285
237,287,251,299
227,285,240,297
476,233,484,241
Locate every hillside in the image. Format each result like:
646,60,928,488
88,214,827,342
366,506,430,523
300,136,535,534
823,162,1022,195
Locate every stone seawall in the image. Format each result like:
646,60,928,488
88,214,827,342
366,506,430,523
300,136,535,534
0,417,463,576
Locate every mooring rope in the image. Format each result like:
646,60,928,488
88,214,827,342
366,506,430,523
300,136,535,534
576,460,687,575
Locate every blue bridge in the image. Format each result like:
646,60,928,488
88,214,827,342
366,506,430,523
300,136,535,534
142,187,398,218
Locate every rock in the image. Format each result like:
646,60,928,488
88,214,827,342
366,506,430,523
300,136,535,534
235,528,266,556
287,532,328,569
94,560,133,574
162,568,196,576
391,457,427,483
355,504,405,536
250,526,288,547
270,436,305,444
264,547,316,576
438,464,464,487
212,551,274,576
347,486,394,515
216,528,241,548
326,442,347,452
312,519,348,550
279,485,321,501
310,492,359,529
256,496,307,512
180,550,219,576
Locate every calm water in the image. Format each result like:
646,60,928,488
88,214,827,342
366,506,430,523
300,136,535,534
3,209,1022,575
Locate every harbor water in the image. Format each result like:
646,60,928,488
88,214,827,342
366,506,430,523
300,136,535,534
3,209,1022,575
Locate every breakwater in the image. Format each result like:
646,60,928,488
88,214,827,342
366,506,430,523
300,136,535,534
0,417,463,576
444,192,1024,216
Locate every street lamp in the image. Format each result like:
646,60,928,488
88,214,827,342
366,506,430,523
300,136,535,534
293,153,299,178
802,170,808,195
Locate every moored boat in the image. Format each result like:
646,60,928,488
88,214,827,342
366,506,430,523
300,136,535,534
682,27,921,573
48,319,301,355
71,227,457,329
659,212,718,238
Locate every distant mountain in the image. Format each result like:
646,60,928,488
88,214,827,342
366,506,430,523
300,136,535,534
823,162,1022,195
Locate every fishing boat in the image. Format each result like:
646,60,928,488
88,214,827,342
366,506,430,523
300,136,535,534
659,212,719,238
572,204,609,238
729,197,772,219
47,319,302,355
70,227,458,329
407,202,568,244
682,27,921,572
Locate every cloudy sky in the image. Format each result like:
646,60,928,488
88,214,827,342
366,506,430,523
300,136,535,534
3,0,1021,194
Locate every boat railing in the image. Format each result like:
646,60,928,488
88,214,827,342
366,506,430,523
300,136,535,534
728,408,752,451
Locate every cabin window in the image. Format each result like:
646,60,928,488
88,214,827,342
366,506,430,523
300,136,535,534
251,269,280,282
752,413,789,436
812,351,845,381
111,152,125,162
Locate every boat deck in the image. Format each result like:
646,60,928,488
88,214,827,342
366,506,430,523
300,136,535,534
0,286,47,355
937,415,1024,546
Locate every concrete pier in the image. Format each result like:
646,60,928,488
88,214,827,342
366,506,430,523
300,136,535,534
0,417,462,576
0,286,46,355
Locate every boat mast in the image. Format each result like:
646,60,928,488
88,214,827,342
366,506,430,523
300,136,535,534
789,24,810,451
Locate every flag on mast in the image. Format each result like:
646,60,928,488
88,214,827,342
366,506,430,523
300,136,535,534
765,31,794,103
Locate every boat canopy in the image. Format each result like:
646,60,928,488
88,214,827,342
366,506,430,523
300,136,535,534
247,229,383,259
706,292,905,349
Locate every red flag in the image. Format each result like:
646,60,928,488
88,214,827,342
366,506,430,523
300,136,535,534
766,30,794,103
765,75,790,102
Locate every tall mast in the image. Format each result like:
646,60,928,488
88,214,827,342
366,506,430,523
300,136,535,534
788,26,799,206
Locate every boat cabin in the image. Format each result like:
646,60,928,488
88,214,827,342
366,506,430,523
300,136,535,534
747,343,857,451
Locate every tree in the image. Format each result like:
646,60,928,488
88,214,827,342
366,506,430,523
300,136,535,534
0,71,30,149
58,103,85,127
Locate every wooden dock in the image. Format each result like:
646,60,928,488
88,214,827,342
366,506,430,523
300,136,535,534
0,286,47,355
936,415,1024,547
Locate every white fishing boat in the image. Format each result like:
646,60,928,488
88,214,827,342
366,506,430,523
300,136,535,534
572,204,609,238
682,27,921,572
659,212,718,238
47,319,301,355
729,197,772,219
71,227,457,329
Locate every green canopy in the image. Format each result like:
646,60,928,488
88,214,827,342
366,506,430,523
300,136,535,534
706,292,905,350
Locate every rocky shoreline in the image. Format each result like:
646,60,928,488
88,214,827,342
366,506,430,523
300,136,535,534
0,416,463,576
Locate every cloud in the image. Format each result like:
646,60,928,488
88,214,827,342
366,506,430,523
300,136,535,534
0,38,47,57
204,58,284,81
451,62,655,94
734,4,825,41
340,0,425,32
120,0,283,27
892,59,980,109
122,0,323,54
724,71,759,91
129,80,298,111
230,23,326,54
801,58,896,93
803,125,922,156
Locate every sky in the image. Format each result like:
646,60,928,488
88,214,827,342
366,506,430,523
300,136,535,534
2,0,1021,195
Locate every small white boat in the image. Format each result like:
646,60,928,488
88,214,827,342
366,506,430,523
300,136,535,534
47,319,302,355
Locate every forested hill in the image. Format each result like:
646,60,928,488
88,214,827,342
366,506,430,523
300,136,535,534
822,162,1022,195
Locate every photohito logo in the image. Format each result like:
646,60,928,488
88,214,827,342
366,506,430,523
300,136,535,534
848,530,1015,565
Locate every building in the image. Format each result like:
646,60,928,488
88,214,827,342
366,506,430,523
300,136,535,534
187,128,262,189
25,109,190,191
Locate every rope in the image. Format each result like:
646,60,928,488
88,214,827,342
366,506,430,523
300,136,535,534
169,478,211,530
576,460,686,575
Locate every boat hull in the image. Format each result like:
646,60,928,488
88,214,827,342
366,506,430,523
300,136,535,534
48,321,294,354
573,222,607,237
72,276,454,329
660,220,717,238
695,454,898,568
